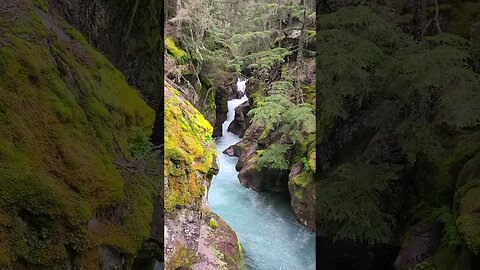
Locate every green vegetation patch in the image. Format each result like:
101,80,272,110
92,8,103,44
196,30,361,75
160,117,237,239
317,162,401,244
33,0,49,12
258,144,290,170
457,186,480,254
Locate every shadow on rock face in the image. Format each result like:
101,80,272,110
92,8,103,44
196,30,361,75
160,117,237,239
316,236,399,270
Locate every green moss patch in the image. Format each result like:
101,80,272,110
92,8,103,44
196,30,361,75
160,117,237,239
208,218,219,230
164,85,217,212
166,245,197,270
165,36,189,64
457,186,480,254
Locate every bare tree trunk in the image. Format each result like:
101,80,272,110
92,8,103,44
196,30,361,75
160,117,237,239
413,0,427,39
434,0,442,34
123,0,140,44
293,0,307,104
175,0,182,37
296,8,306,62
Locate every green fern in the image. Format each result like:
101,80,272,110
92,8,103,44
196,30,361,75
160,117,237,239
433,206,463,247
302,157,310,171
257,144,291,170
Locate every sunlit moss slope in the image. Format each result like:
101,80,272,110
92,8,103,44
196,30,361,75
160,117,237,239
164,84,216,212
0,1,155,268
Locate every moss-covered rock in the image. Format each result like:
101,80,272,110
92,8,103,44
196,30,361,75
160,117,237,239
164,84,216,212
165,36,189,65
48,0,164,106
0,1,156,268
288,162,316,231
164,83,242,269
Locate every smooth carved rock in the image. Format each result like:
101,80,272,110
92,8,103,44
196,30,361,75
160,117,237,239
223,145,240,157
238,159,290,192
228,101,250,138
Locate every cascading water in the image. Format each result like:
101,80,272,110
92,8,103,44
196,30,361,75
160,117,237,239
208,78,316,270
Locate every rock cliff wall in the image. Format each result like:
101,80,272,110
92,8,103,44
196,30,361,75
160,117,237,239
163,84,242,269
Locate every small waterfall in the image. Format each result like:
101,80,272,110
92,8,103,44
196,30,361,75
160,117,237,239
220,79,248,141
237,77,247,94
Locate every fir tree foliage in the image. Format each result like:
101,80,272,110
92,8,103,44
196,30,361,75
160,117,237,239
237,48,292,77
317,162,401,245
247,94,293,139
317,5,480,245
247,87,315,145
280,103,315,144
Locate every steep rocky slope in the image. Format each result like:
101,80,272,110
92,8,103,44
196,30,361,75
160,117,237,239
0,0,161,268
163,84,242,269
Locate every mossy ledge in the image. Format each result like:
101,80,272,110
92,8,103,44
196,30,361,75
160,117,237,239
0,1,156,268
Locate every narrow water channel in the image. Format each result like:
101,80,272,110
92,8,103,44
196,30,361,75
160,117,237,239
208,79,316,270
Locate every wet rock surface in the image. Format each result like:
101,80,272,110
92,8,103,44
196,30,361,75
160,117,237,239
227,101,250,138
238,160,290,192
